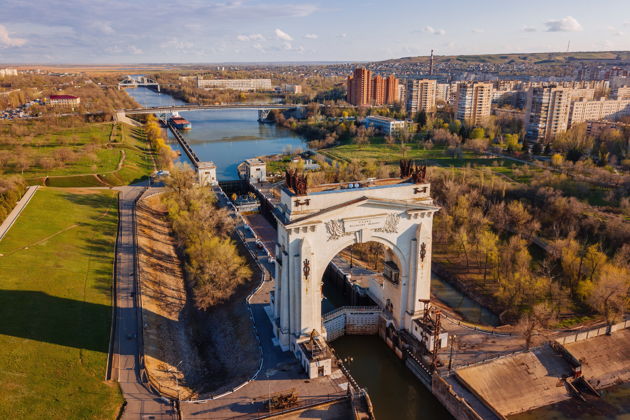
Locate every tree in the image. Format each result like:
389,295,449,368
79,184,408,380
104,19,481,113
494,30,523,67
477,229,499,285
582,264,630,327
504,134,521,152
518,301,556,349
470,127,485,140
550,153,564,167
416,110,427,128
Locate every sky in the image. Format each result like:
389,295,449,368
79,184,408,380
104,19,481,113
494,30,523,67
0,0,629,64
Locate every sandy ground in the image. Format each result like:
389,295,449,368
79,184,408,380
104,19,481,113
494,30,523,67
137,193,261,400
137,195,201,399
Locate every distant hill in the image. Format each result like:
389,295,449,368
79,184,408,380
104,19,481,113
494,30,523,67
379,51,630,66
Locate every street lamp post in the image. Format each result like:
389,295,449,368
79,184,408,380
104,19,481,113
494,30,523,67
448,335,456,371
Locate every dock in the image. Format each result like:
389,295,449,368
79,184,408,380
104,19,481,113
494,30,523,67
164,120,200,168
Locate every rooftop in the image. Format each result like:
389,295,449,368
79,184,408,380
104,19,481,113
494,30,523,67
197,161,216,169
245,158,265,166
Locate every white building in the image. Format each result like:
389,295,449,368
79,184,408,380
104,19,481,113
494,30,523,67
197,161,218,186
244,158,267,183
282,84,302,94
364,115,406,135
569,98,630,126
0,68,18,78
406,79,437,114
197,78,272,91
48,95,81,107
456,82,493,125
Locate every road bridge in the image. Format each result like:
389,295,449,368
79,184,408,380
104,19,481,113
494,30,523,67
120,103,300,115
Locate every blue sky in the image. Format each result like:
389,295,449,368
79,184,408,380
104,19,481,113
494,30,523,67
0,0,628,63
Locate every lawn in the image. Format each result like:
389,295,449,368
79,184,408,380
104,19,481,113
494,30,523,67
19,123,154,187
321,143,525,171
0,188,123,419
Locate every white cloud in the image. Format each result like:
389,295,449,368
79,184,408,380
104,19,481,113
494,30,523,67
275,28,293,41
544,16,583,32
160,38,194,50
236,33,264,42
523,25,537,32
92,21,114,35
304,33,318,39
337,33,347,38
129,45,143,55
0,24,26,47
472,28,484,33
607,26,624,36
423,26,446,36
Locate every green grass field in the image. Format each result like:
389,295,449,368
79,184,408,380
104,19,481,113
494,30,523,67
321,143,524,171
0,188,123,419
15,123,154,187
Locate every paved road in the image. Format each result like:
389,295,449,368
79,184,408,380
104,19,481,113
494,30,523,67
0,186,38,242
112,186,177,420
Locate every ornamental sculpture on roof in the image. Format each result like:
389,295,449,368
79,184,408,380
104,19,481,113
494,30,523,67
399,159,427,184
285,169,308,196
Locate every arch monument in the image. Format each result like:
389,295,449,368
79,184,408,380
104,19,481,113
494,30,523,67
271,170,440,356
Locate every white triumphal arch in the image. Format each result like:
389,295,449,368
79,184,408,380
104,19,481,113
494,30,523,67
271,171,439,353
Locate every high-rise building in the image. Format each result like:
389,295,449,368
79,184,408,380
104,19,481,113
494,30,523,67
372,75,386,105
524,86,573,142
347,68,372,106
456,82,493,125
406,79,437,114
385,75,399,104
347,68,399,106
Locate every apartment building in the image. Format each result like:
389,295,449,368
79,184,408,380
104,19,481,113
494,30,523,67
569,98,630,125
455,82,492,125
347,68,373,106
197,78,272,91
613,86,630,100
347,68,399,106
524,86,573,141
406,79,437,114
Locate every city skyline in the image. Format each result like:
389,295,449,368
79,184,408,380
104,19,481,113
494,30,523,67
0,0,629,63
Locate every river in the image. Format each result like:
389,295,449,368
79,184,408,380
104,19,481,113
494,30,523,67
126,87,306,180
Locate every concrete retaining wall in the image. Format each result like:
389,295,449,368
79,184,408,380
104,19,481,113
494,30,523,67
432,376,484,420
323,306,381,342
556,319,630,345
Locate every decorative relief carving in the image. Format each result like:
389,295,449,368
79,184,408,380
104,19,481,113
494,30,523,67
375,214,400,233
325,219,349,240
420,242,426,262
303,259,310,280
326,214,402,240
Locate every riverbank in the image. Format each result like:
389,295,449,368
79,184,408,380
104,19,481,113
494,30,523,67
136,192,261,399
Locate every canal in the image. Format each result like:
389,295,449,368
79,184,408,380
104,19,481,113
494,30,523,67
125,87,477,420
127,87,306,180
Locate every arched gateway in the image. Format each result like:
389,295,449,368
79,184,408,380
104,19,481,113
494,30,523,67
271,173,440,358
